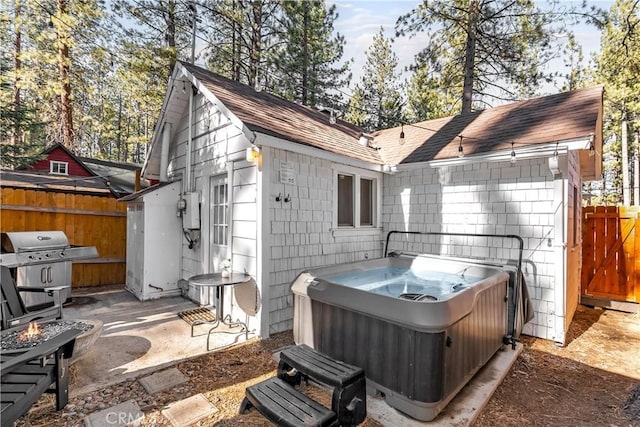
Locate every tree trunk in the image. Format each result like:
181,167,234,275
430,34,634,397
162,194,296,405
117,95,122,160
57,0,74,150
12,0,22,146
248,0,262,88
461,0,478,114
301,8,309,105
166,0,177,72
634,131,639,206
622,111,630,206
232,0,239,80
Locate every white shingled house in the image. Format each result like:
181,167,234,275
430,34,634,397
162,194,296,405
126,61,602,345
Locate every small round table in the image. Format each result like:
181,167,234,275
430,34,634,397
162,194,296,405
185,272,252,350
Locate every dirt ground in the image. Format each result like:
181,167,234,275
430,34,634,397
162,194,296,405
16,305,640,427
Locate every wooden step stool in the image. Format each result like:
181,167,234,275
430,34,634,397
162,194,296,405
240,344,367,426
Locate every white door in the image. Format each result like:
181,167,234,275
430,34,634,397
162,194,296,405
209,174,229,273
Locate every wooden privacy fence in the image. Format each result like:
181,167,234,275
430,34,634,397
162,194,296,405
582,206,640,303
1,188,127,287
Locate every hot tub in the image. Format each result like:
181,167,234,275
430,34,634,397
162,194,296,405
291,254,510,421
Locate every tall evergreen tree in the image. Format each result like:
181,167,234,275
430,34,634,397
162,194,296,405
112,0,194,75
200,0,280,88
347,28,402,131
270,0,351,107
405,62,458,122
0,8,46,169
592,0,640,205
344,85,366,128
397,0,591,113
2,0,106,154
109,0,194,161
561,33,586,92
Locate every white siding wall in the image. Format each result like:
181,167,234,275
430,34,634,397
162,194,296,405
161,89,583,343
382,158,562,341
266,148,383,334
167,93,258,330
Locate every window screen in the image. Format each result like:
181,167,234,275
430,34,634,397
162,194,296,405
337,174,354,226
360,178,373,226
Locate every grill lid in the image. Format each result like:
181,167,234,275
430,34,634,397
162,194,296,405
1,231,70,253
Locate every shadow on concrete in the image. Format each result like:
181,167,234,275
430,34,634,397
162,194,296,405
65,288,254,396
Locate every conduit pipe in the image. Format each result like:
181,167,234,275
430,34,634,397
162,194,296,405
160,122,171,182
186,84,194,192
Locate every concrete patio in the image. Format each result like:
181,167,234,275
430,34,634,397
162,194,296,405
64,286,254,396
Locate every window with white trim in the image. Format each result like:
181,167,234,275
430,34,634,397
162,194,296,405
336,170,377,228
50,161,68,175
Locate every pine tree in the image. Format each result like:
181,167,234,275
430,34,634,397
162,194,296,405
270,0,351,108
200,0,281,88
592,0,640,205
112,0,194,75
405,62,458,122
2,0,107,154
561,33,586,92
348,28,403,131
397,0,593,113
344,85,367,127
109,0,193,161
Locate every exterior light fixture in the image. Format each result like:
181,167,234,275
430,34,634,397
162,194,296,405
399,124,405,145
510,142,517,164
246,145,260,163
589,133,595,157
457,135,464,158
182,81,186,95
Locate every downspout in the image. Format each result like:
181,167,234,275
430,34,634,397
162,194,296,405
552,156,567,345
186,85,194,192
160,123,171,182
227,158,235,317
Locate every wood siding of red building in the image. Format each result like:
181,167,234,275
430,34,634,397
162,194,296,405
28,146,93,177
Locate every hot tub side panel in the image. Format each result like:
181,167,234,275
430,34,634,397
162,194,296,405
310,278,508,421
311,300,446,403
443,279,508,400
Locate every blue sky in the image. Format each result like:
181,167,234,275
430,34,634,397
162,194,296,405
332,0,613,94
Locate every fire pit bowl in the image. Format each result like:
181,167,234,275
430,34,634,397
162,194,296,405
1,318,103,363
68,319,103,363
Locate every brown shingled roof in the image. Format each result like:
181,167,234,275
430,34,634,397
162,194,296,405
181,62,383,164
375,85,603,165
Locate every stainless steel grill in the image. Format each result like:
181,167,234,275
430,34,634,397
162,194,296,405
0,231,98,307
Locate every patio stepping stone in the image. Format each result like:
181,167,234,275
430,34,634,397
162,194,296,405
84,400,144,427
139,367,188,394
162,393,218,427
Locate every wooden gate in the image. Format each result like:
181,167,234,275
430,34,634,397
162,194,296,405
582,206,640,304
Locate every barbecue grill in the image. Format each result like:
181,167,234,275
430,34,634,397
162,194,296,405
0,231,98,307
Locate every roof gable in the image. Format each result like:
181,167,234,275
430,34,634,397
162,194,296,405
182,63,383,164
144,63,383,179
20,143,96,177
